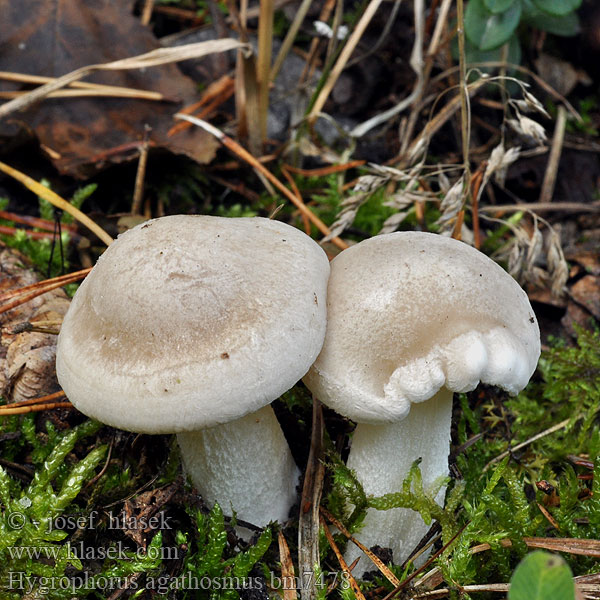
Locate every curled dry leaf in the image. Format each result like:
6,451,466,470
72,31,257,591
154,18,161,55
0,243,69,403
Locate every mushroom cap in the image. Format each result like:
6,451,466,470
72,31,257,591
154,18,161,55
303,232,540,424
57,215,330,433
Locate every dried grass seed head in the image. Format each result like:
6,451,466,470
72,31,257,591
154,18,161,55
303,231,541,424
57,214,330,433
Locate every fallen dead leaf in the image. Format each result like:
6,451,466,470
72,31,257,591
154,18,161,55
570,275,600,321
0,0,225,177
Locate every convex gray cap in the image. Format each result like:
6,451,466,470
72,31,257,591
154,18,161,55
304,231,541,423
57,215,330,433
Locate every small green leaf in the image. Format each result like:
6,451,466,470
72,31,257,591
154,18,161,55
465,34,522,70
522,0,580,35
532,0,581,17
465,0,522,51
509,551,575,600
484,0,517,14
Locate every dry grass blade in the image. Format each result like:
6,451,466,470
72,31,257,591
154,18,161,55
283,161,366,176
413,533,600,597
483,417,571,471
167,75,234,137
479,202,600,214
399,0,453,154
0,402,73,415
270,0,314,81
175,114,349,250
0,70,169,100
0,391,66,410
298,399,325,600
471,537,600,558
320,516,366,600
0,162,113,246
411,583,510,597
277,531,298,600
401,78,488,167
537,502,560,530
380,527,467,600
2,317,62,336
0,267,91,316
456,0,470,172
351,0,424,138
0,39,250,119
0,268,91,303
0,225,73,241
0,89,171,101
0,209,77,234
320,507,401,587
6,402,73,415
309,0,384,121
141,0,156,25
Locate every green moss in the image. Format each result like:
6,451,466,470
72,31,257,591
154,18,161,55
180,504,272,600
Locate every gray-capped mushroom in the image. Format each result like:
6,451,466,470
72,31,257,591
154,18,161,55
57,214,330,527
303,231,540,573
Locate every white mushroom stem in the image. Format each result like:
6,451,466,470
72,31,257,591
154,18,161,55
177,405,300,527
344,388,453,575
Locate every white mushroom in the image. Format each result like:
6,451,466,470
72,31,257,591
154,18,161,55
303,231,540,573
57,214,330,527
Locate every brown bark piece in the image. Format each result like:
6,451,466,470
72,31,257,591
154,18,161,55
0,0,219,177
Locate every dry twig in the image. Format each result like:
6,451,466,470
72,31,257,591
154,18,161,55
0,40,250,119
298,400,325,600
